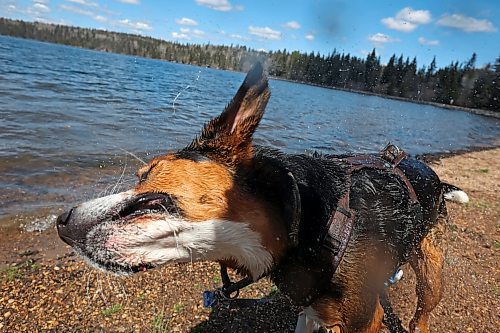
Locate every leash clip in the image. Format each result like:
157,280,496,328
203,290,218,308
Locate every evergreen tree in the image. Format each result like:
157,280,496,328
364,49,380,91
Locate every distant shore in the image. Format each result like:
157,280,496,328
271,76,500,119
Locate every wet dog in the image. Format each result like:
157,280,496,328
57,63,468,333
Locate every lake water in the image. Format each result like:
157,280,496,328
1,35,499,228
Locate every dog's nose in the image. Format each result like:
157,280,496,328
57,208,74,226
57,207,79,247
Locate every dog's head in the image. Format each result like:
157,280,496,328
57,63,288,279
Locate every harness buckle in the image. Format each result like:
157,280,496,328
381,143,407,167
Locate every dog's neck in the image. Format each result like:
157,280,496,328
247,148,349,246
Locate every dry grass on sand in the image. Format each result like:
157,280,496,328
0,148,498,332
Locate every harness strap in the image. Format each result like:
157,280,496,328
322,144,420,271
322,191,355,269
219,264,254,299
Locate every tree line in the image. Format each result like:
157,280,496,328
1,18,498,112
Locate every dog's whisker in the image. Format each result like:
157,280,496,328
159,203,180,250
118,148,146,165
84,267,93,298
118,277,128,300
172,71,201,113
111,160,128,195
96,272,108,304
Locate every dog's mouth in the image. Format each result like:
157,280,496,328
113,192,177,222
57,191,181,275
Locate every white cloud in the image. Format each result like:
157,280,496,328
229,34,250,41
418,37,439,46
174,28,207,39
175,17,198,26
283,21,301,30
33,3,50,13
94,15,107,23
171,32,191,40
381,17,417,33
5,1,55,20
59,4,93,16
305,34,314,41
118,0,140,4
118,19,152,31
196,0,242,12
437,14,497,33
382,7,431,32
396,7,431,24
248,26,282,40
368,33,400,47
66,0,98,7
192,29,206,38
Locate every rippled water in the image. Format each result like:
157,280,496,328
0,35,499,226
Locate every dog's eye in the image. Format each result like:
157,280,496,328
137,165,155,183
138,171,149,183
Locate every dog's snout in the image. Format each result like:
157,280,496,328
57,208,74,226
56,207,81,247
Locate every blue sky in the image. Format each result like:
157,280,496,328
1,0,499,68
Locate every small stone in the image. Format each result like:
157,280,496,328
4,312,11,318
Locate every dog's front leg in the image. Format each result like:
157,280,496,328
295,310,320,333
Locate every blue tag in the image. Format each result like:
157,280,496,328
203,290,217,308
384,268,403,287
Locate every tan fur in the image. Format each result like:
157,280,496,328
135,155,288,268
363,300,384,333
136,157,234,221
409,221,445,333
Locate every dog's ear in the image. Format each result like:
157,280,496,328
187,62,270,164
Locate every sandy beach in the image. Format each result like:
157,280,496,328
0,148,498,332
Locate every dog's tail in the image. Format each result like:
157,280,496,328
442,183,469,203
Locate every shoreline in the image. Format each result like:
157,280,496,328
270,76,500,119
415,144,500,162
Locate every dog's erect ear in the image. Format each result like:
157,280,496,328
187,62,270,164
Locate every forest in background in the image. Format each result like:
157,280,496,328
1,18,498,112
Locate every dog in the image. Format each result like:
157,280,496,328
57,62,468,333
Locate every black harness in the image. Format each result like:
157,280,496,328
204,144,420,332
320,144,420,269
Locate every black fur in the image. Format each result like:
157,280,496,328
241,146,444,306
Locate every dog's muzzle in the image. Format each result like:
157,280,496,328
56,207,94,248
